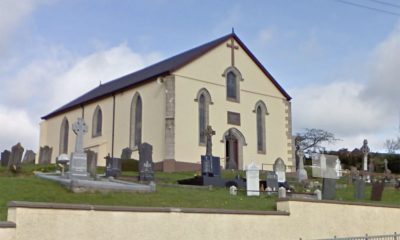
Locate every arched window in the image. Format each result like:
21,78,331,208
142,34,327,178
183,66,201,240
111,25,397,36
195,88,213,145
254,101,268,154
227,72,237,100
222,66,243,102
130,93,142,148
59,117,69,154
92,106,102,137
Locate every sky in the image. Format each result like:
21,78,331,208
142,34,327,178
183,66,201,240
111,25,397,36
0,0,400,153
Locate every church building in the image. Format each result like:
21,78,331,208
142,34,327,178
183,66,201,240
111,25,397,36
39,32,294,172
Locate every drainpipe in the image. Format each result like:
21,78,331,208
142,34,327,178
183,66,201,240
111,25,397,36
111,94,116,159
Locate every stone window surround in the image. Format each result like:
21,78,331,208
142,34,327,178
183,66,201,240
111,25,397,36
253,100,269,154
92,105,102,138
194,88,213,146
130,92,142,150
222,66,243,103
59,116,69,155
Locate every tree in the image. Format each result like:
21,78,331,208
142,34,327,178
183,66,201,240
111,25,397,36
295,128,340,151
384,137,400,154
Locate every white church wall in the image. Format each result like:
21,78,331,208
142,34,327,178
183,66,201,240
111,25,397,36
39,79,166,166
111,80,166,163
173,38,292,170
38,108,82,163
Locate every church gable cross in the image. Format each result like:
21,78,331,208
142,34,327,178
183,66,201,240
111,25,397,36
226,38,239,66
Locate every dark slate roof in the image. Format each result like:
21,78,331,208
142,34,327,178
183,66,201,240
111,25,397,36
42,33,291,119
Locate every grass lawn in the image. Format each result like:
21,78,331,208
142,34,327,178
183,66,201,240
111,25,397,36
0,165,276,221
0,164,399,221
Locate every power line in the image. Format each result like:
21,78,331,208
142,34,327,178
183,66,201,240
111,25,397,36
368,0,400,9
335,0,400,16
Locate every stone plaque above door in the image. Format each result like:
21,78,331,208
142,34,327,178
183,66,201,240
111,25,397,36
227,111,240,126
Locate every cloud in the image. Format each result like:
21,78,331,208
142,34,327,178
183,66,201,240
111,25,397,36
292,23,400,152
257,27,275,47
361,24,400,109
0,0,48,54
0,106,38,151
0,42,161,152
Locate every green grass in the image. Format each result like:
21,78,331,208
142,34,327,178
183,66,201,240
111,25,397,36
0,165,399,221
0,165,275,221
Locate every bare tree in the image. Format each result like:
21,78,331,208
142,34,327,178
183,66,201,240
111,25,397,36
295,128,340,151
384,138,400,154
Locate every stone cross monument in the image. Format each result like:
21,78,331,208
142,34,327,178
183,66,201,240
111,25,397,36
69,118,89,178
205,125,215,156
296,148,308,182
360,139,370,172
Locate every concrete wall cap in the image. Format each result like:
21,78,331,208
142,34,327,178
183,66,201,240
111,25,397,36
7,201,289,216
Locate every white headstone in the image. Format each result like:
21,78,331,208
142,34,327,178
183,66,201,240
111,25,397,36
246,162,260,196
273,158,286,183
314,189,322,200
278,187,286,198
229,185,237,196
335,158,342,177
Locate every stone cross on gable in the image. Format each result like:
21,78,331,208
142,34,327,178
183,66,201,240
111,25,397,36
226,38,239,66
72,118,88,153
205,125,216,156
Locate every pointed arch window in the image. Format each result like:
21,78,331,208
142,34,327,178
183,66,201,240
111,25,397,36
59,117,69,154
130,93,142,148
195,88,213,145
92,106,102,137
222,66,243,102
254,101,268,154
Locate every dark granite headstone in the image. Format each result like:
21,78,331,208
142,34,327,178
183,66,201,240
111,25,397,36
138,143,154,181
39,145,52,164
105,155,122,178
1,150,10,167
201,155,220,177
266,171,279,191
121,147,132,160
354,177,365,200
22,150,36,164
371,180,385,201
85,150,97,178
8,143,24,172
322,178,336,200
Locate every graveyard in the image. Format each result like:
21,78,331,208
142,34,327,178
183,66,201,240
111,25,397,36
1,120,399,240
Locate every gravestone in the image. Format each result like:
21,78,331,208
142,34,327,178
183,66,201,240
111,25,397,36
8,143,24,172
273,158,286,184
368,160,375,174
349,166,358,184
229,185,237,196
69,118,89,178
121,147,132,160
246,162,260,196
105,155,122,178
22,150,36,164
1,150,11,167
322,178,336,200
85,150,97,178
296,149,308,182
314,189,322,200
278,187,286,198
311,153,323,178
354,177,365,200
201,125,220,177
38,145,52,164
360,139,370,172
335,158,342,178
266,171,279,191
201,156,220,177
370,180,385,201
138,142,154,181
